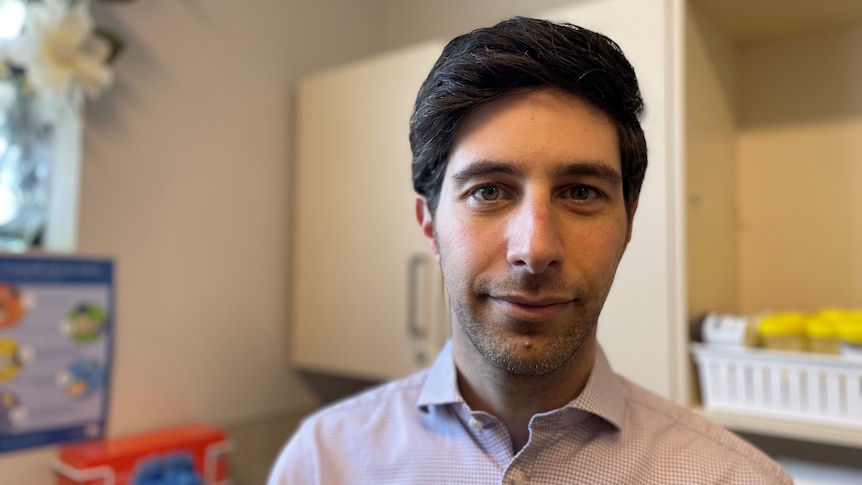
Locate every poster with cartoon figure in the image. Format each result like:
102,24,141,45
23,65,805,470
0,255,113,453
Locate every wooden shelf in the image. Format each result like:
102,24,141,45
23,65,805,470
695,408,862,449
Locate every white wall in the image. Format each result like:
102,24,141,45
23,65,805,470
378,0,578,49
1,1,382,483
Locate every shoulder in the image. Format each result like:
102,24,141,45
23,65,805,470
617,376,794,484
303,368,429,427
267,370,433,485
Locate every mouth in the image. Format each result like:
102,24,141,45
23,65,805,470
490,294,574,322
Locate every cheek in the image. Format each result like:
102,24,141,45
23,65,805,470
436,218,472,258
439,219,503,267
568,222,630,269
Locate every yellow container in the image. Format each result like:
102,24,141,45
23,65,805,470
805,310,842,354
758,312,806,351
836,313,862,358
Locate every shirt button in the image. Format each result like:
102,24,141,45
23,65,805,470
467,417,484,429
512,470,527,485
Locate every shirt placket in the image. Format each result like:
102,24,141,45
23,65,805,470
458,409,540,485
455,404,515,473
502,408,586,485
502,439,535,485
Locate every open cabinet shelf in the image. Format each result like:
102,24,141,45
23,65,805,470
683,0,862,447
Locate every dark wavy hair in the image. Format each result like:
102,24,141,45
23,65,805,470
410,16,647,217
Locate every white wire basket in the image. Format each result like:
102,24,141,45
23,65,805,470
691,343,862,427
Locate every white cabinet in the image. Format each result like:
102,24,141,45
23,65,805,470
291,41,448,381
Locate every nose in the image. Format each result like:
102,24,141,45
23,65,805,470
505,194,564,274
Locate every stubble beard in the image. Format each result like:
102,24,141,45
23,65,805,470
445,267,604,377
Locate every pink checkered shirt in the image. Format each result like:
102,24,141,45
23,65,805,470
268,342,793,484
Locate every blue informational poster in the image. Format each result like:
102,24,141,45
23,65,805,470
0,255,114,453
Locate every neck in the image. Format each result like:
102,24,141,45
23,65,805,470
452,332,596,453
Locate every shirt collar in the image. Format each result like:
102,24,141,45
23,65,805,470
565,343,626,430
416,339,626,430
417,340,463,411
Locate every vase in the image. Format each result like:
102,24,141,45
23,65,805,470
0,78,64,252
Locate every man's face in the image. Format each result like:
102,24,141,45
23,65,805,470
417,88,635,376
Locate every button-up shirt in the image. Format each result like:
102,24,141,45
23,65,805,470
267,341,793,484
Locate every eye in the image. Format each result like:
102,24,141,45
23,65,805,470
563,185,599,201
471,185,504,201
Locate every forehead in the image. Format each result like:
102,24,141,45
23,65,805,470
445,88,620,181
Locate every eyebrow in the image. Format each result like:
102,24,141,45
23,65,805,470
450,159,622,188
450,161,524,188
555,161,622,186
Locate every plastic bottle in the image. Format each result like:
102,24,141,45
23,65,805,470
837,312,862,359
695,312,757,348
757,312,806,351
805,310,842,355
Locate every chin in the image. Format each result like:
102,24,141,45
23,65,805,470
480,334,584,377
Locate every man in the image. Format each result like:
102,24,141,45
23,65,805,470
268,17,793,484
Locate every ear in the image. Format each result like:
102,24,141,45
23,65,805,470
415,196,440,263
625,200,639,246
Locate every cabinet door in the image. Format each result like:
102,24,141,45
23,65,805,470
540,0,680,400
292,41,448,380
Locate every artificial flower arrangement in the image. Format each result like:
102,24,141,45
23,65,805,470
0,0,130,250
0,0,129,101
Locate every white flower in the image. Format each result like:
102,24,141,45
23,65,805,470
7,0,113,99
0,0,27,40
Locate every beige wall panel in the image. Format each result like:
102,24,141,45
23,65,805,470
738,26,862,313
685,5,741,319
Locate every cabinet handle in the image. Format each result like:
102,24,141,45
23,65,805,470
407,253,428,339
